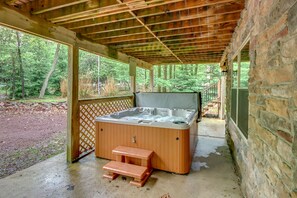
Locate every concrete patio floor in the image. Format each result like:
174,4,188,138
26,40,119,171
0,118,242,198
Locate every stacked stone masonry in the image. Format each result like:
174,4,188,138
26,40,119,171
226,0,297,197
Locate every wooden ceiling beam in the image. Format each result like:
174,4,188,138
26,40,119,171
160,32,233,43
79,19,143,35
94,29,233,44
88,22,236,40
138,56,221,63
165,38,232,46
129,50,222,57
143,2,243,26
163,35,232,44
99,33,155,44
125,44,229,54
134,0,243,18
111,41,159,48
109,34,232,47
89,27,148,40
79,13,239,35
45,0,129,22
157,23,236,38
59,0,242,31
173,48,226,53
150,13,240,33
121,43,230,53
61,13,134,29
45,0,183,23
136,58,221,62
128,54,224,59
175,49,225,54
30,0,90,15
129,46,227,55
112,36,231,49
117,38,232,51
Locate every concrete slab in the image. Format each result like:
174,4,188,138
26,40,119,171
198,118,225,138
0,119,242,198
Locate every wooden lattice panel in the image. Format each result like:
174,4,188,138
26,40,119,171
78,96,133,155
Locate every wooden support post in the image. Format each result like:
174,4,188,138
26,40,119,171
130,76,136,93
67,45,79,163
163,65,167,92
149,68,154,92
157,66,161,92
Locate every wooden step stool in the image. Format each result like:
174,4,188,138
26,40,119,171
103,146,153,187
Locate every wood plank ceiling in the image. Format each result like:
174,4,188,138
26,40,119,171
6,0,245,65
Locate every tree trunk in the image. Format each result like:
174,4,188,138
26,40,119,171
10,52,16,100
195,65,198,76
157,66,161,92
144,69,147,90
16,31,25,98
173,65,176,79
39,44,61,98
163,65,167,92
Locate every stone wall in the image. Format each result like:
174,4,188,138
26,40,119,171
225,0,297,197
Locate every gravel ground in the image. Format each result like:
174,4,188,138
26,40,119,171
0,111,67,178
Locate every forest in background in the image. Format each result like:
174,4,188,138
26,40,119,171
0,26,222,101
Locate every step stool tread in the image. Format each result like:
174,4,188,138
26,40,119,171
112,146,153,160
103,161,148,179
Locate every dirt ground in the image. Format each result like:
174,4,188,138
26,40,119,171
0,110,67,178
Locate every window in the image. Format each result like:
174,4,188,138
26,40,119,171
231,42,250,138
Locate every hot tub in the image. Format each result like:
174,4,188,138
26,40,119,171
95,107,198,174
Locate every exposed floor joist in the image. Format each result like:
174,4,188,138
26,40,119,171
5,0,245,64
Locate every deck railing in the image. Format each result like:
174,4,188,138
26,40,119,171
78,95,134,156
201,81,220,108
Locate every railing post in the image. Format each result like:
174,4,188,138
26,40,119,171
67,45,80,163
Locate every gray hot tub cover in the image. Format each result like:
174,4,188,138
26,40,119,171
135,92,201,117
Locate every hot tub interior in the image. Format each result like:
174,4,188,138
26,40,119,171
108,107,196,124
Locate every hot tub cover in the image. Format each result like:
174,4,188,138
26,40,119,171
135,92,201,114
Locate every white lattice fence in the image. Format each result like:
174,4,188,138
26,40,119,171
78,96,134,155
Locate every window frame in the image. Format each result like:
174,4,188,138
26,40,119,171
230,37,250,138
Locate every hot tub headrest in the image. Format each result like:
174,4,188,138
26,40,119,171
135,92,201,112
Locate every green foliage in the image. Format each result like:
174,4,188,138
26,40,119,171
154,64,221,92
232,61,250,88
240,62,250,87
0,25,223,100
0,26,68,99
